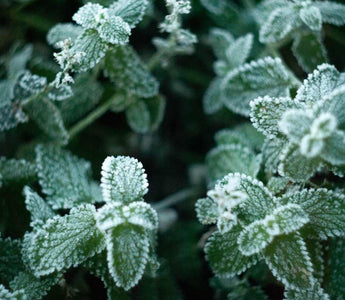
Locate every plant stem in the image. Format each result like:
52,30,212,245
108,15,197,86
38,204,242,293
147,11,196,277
68,97,115,139
153,187,201,211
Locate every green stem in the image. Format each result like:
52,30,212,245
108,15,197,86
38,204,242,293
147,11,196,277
153,187,201,211
68,97,115,139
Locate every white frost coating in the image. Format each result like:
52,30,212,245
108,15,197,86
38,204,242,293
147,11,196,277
101,156,148,203
310,112,337,139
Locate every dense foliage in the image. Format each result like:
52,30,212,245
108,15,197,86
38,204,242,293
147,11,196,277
1,0,345,299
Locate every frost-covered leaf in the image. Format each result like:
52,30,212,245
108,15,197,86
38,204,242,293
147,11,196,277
83,252,130,299
47,23,83,47
259,7,300,43
24,97,68,145
205,226,259,277
295,64,340,103
73,28,108,72
238,204,308,256
96,201,158,232
98,16,131,45
314,1,345,26
36,145,100,209
250,96,302,138
305,240,324,281
326,238,345,298
0,158,36,185
262,138,286,174
279,109,313,143
8,45,33,80
25,204,104,276
105,224,149,290
322,131,345,165
280,189,345,239
17,72,47,95
225,34,253,69
206,144,261,187
285,282,330,300
23,186,54,228
299,6,322,31
215,124,265,151
57,74,103,125
195,197,218,225
215,173,275,224
72,3,105,29
292,32,327,73
104,46,159,98
109,0,148,28
278,144,321,182
126,95,166,134
209,28,234,60
0,236,24,285
264,233,314,290
267,177,290,195
47,85,73,101
0,285,26,300
253,0,286,26
222,57,291,116
101,156,148,204
0,101,28,131
203,77,224,114
10,272,60,300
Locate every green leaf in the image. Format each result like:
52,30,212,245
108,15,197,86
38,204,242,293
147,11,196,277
0,284,26,300
250,96,302,138
126,95,166,134
299,6,322,31
0,236,24,285
295,64,340,103
262,137,286,174
104,46,159,98
23,186,55,228
195,197,218,225
326,238,345,298
0,101,28,131
72,28,108,72
216,173,276,224
109,0,148,28
292,31,327,73
24,97,68,145
280,189,345,239
238,204,308,256
83,252,130,300
105,224,150,290
322,131,345,165
36,145,101,209
285,282,330,300
209,28,234,61
57,74,103,125
0,158,36,185
225,34,253,69
10,272,60,300
204,227,259,277
305,239,324,281
259,7,300,43
72,3,105,29
314,1,345,26
98,16,131,45
279,109,313,143
101,156,148,204
215,124,265,151
96,201,158,232
222,57,291,116
46,23,83,47
264,233,314,290
8,45,33,80
278,144,321,182
206,144,261,187
25,204,105,276
203,77,224,114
